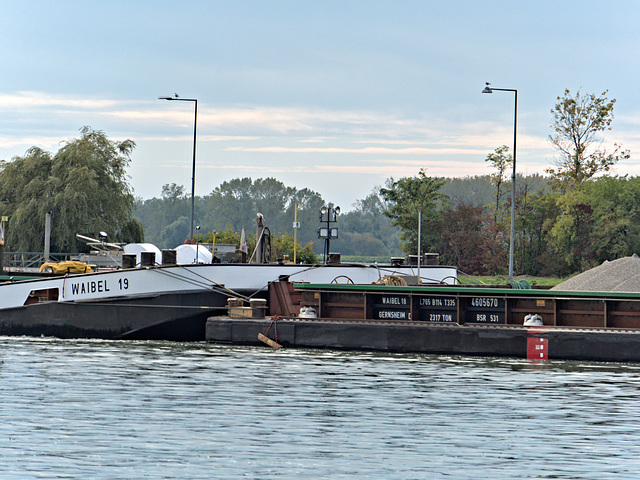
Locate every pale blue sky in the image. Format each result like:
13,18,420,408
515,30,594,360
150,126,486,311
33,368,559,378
2,1,640,210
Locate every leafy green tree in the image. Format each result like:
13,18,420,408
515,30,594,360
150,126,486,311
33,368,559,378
338,232,391,256
204,227,249,261
134,196,163,244
518,190,561,276
542,176,640,274
135,183,193,246
119,218,146,247
160,216,190,248
547,88,630,191
436,204,507,275
440,175,496,207
272,233,318,264
135,178,325,251
161,183,189,222
284,187,325,251
584,176,640,262
484,145,512,220
208,227,242,246
380,169,446,255
0,127,143,252
435,204,483,273
549,188,597,272
339,186,402,257
204,177,291,233
202,178,327,254
201,228,317,264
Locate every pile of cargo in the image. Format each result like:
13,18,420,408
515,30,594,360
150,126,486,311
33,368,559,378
552,255,640,292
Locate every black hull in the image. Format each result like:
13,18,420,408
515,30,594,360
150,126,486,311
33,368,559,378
0,291,229,341
207,317,640,363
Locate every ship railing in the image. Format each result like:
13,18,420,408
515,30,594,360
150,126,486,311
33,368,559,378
4,252,76,271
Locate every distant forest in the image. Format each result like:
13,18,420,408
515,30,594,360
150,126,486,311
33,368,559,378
134,171,640,278
135,176,407,257
134,174,549,263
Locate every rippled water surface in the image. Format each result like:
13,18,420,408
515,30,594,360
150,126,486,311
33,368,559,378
1,337,640,479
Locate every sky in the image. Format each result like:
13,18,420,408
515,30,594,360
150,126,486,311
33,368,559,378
2,1,640,212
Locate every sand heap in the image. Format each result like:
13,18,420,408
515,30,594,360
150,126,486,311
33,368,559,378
552,255,640,292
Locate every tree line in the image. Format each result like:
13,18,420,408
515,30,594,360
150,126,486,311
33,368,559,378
378,88,634,277
133,177,404,261
0,88,634,277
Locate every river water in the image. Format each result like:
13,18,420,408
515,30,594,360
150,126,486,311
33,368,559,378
0,337,639,479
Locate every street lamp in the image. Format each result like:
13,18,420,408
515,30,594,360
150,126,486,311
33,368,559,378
482,82,517,281
318,203,340,264
159,94,198,242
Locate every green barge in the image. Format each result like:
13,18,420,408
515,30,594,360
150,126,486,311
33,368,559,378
205,282,640,362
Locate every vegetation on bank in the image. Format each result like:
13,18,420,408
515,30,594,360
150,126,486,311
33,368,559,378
457,275,564,288
0,88,635,282
133,88,640,277
204,227,318,265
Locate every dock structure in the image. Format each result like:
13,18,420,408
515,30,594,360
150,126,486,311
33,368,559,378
205,282,640,362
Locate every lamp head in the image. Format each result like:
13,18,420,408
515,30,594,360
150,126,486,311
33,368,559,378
482,82,492,94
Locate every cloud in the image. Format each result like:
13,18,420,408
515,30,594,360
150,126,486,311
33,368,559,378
225,145,488,155
0,91,117,110
0,135,63,150
0,91,560,185
0,90,550,148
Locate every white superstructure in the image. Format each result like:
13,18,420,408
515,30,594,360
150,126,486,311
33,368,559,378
1,262,457,310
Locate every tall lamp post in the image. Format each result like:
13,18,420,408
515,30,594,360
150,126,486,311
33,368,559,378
482,82,517,281
318,203,340,264
159,94,198,242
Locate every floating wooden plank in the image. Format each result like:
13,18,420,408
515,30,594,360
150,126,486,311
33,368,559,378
258,333,282,349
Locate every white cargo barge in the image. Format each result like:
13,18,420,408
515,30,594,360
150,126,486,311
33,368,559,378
0,261,457,340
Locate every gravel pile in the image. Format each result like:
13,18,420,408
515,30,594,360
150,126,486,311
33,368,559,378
551,254,640,292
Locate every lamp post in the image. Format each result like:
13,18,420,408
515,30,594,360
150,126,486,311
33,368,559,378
318,203,340,264
159,94,198,242
482,83,517,281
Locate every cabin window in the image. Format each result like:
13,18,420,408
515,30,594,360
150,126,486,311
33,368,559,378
24,288,59,305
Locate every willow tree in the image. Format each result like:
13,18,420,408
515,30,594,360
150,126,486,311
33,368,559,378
0,127,143,252
547,89,630,191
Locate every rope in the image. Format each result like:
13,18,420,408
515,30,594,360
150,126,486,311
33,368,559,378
62,273,68,298
150,266,254,301
518,279,532,289
264,315,280,344
375,275,407,286
507,280,522,289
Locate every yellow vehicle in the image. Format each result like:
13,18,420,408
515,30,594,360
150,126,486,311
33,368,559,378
39,261,94,274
